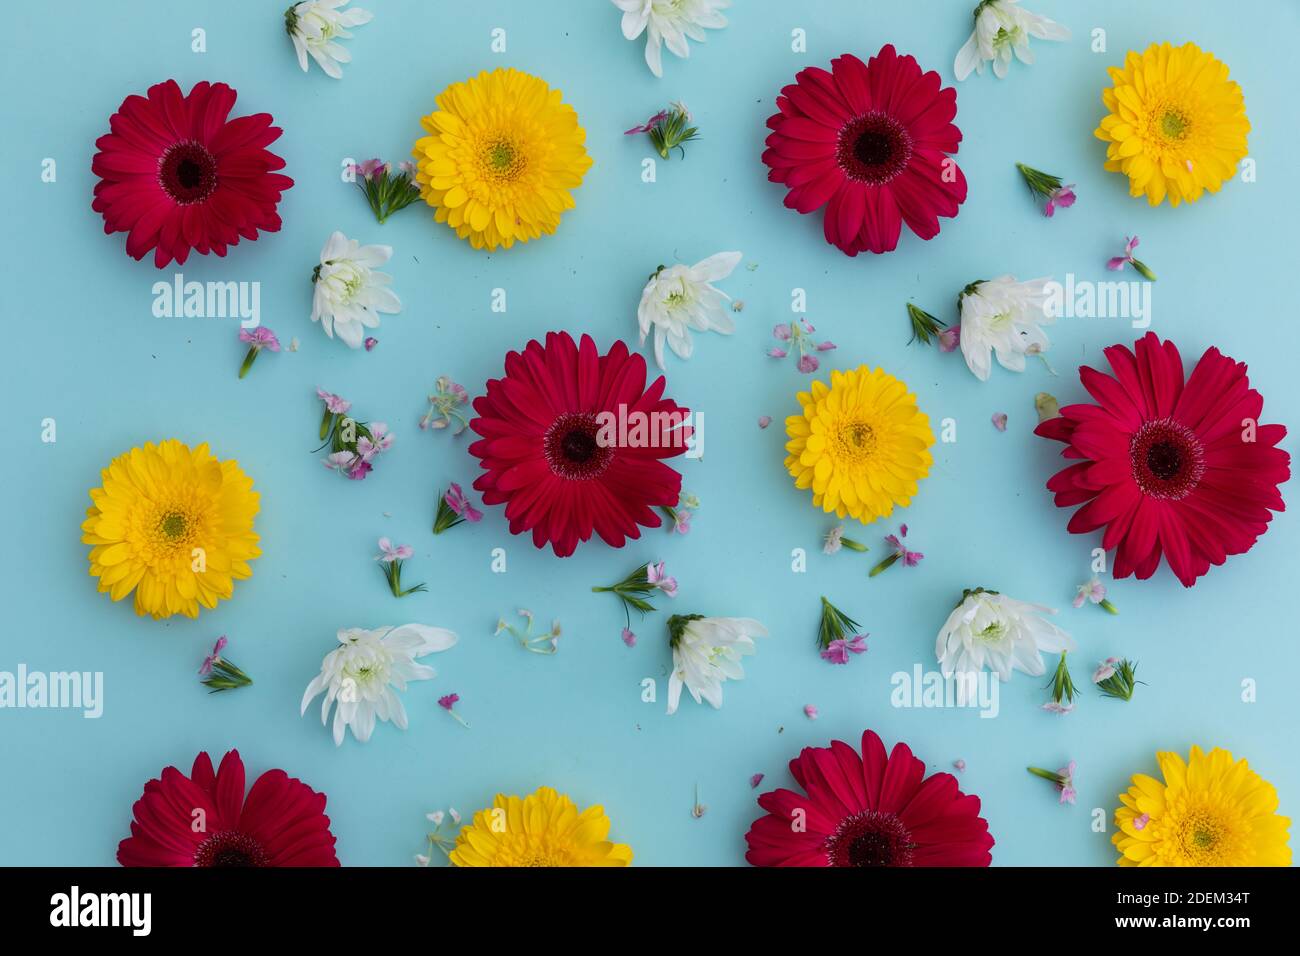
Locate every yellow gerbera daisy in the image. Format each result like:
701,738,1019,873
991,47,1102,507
1113,745,1291,867
81,440,260,620
1094,42,1249,207
449,786,633,867
411,68,593,251
785,366,934,523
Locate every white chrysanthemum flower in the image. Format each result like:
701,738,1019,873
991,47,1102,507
612,0,731,78
637,251,741,368
957,275,1054,381
301,624,457,745
311,230,401,349
285,0,373,79
954,0,1070,81
935,589,1074,703
667,614,767,715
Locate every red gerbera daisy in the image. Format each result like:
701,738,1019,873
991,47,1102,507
91,79,293,268
762,46,967,257
469,331,690,557
745,730,994,867
1036,333,1289,587
117,750,339,867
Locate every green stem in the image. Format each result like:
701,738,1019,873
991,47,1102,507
1099,599,1119,615
869,552,900,577
1026,766,1061,783
1130,257,1157,282
319,407,334,441
840,536,869,553
238,346,259,379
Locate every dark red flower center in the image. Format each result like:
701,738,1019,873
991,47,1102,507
836,112,913,186
1129,417,1205,500
544,412,613,481
193,830,269,867
158,139,219,205
825,809,915,867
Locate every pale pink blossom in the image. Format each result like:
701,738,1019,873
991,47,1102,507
239,327,281,351
1092,657,1121,683
444,483,483,523
820,635,867,665
316,388,351,415
646,561,678,597
376,537,413,563
323,451,357,473
199,635,228,676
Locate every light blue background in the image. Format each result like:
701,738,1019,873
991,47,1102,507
2,0,1296,867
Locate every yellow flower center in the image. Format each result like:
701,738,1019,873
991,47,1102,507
480,137,526,183
158,512,188,541
1159,109,1190,141
1175,807,1234,863
834,420,879,463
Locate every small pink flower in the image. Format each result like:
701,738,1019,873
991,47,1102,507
1133,813,1150,831
356,423,393,462
316,388,351,415
438,693,470,727
1092,657,1121,683
199,635,228,676
937,325,960,353
991,412,1008,432
772,323,792,341
885,531,923,567
749,773,765,788
672,510,691,535
376,537,414,563
815,341,837,352
1074,578,1108,609
323,451,357,474
953,759,967,773
803,704,819,720
444,483,484,522
820,635,867,665
621,627,637,648
1044,184,1076,217
624,110,669,135
351,158,385,180
757,416,772,429
797,354,819,374
1041,701,1075,715
1108,235,1140,271
1058,761,1077,805
346,459,372,481
364,337,378,351
239,327,281,351
767,347,789,359
646,561,678,597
